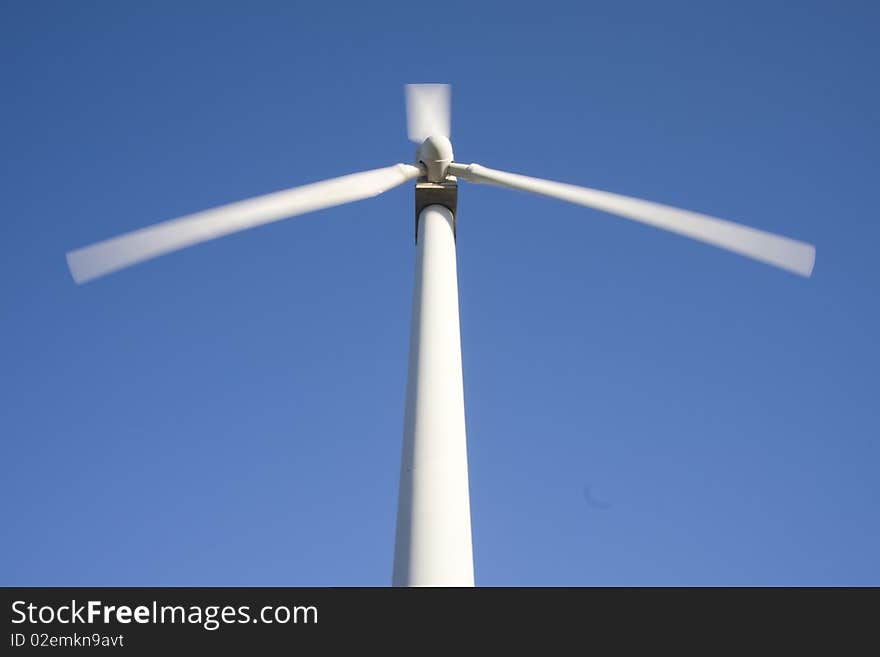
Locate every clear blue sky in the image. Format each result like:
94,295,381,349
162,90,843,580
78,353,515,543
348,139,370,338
2,1,877,586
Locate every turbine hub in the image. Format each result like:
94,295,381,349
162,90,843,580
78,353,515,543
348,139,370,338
416,135,454,183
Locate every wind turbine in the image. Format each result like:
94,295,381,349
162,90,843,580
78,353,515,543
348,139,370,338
66,84,816,587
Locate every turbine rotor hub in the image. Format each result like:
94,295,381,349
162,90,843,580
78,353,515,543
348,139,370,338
416,135,454,182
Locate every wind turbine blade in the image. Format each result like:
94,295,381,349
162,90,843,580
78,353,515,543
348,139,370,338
66,164,422,284
406,84,451,143
449,163,816,277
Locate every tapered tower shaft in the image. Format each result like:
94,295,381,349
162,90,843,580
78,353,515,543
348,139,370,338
392,204,474,587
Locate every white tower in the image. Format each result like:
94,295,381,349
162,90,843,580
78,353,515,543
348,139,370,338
392,181,474,587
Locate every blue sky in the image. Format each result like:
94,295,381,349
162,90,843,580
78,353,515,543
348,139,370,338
1,1,877,585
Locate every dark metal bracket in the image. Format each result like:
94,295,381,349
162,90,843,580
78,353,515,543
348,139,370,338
414,177,458,243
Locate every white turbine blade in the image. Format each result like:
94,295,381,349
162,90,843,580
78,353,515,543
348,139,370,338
449,163,815,277
66,163,422,284
406,84,451,143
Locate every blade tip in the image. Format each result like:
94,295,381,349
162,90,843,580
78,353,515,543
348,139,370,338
65,251,94,285
800,245,816,278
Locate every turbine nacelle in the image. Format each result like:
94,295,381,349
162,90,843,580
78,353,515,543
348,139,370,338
416,135,454,182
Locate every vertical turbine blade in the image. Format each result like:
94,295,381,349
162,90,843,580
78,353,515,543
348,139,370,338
406,84,451,143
